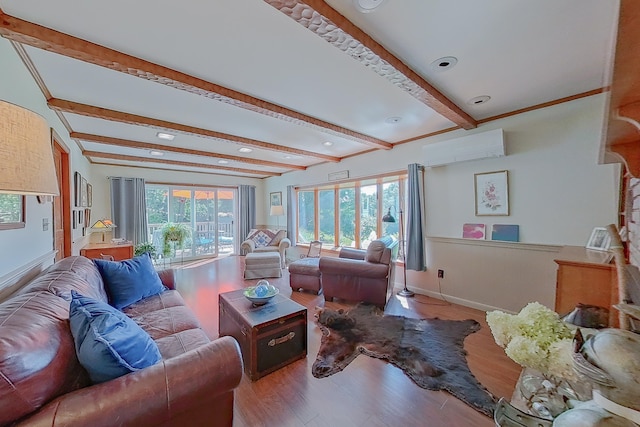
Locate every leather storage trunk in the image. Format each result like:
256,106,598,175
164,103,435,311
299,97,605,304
219,290,307,381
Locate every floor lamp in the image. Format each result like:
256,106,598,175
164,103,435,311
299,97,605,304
382,207,414,297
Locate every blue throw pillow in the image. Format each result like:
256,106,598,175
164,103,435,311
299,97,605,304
69,290,162,384
94,252,165,309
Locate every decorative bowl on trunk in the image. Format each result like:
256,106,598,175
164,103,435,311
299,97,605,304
243,281,279,305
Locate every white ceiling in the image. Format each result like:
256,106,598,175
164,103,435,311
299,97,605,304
0,0,620,178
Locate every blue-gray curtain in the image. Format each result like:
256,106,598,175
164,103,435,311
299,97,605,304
406,164,426,271
109,177,148,246
286,185,297,247
238,185,256,252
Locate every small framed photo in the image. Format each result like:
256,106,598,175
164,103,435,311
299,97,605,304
475,170,509,216
586,227,611,251
270,191,282,207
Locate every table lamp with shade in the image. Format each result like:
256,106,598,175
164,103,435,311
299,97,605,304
270,205,284,229
382,206,414,298
89,219,117,242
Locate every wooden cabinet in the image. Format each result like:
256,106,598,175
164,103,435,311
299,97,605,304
554,246,617,326
80,242,134,261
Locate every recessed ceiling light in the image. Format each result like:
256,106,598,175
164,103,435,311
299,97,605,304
385,117,402,124
218,160,229,164
238,147,253,153
323,141,333,147
354,0,386,13
156,132,175,141
149,150,164,156
429,56,458,72
466,95,491,106
284,155,292,159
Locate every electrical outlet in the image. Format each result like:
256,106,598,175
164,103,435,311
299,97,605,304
437,269,444,278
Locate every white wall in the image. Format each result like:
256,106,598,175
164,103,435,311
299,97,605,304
265,94,620,311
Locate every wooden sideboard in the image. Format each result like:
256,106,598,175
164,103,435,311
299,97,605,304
554,246,617,326
80,242,134,261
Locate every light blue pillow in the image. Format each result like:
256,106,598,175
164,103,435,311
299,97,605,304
94,252,164,309
69,290,162,384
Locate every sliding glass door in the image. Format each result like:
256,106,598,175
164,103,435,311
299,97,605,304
145,185,236,260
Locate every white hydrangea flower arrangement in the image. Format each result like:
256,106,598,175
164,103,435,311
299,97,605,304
486,302,576,381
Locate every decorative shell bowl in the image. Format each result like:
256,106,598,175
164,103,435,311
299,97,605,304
243,281,279,305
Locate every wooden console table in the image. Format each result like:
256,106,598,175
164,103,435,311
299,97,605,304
554,246,617,326
80,242,134,261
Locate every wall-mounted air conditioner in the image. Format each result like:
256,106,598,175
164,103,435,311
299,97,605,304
423,128,505,167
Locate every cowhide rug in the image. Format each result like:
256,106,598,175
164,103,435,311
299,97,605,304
312,304,497,417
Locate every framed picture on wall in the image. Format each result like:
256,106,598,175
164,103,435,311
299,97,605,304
87,184,92,207
475,170,509,216
74,172,82,207
586,227,611,251
270,191,282,206
81,177,88,207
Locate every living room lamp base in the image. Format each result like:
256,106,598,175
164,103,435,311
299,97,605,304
397,288,415,298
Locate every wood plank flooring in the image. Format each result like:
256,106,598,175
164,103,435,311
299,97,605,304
172,255,521,427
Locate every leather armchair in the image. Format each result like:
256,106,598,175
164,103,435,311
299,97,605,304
319,237,398,308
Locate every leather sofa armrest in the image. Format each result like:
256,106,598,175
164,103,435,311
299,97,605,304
319,257,389,278
17,336,243,427
338,247,366,260
241,239,256,255
157,268,176,290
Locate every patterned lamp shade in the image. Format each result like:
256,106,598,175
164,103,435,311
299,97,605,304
0,100,59,195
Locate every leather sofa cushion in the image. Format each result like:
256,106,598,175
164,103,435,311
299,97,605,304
155,328,211,359
18,270,108,303
0,291,89,426
43,256,109,301
120,289,186,317
127,305,202,341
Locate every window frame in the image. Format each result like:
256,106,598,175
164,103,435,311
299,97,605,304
0,194,26,230
295,172,406,249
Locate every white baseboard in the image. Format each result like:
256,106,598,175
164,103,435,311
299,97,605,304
392,283,515,313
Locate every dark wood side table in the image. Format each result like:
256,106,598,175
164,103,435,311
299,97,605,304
80,242,134,261
219,289,307,381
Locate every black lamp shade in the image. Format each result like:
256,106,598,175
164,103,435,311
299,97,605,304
382,208,396,223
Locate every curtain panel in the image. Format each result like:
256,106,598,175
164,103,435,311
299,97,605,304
109,177,148,246
286,185,297,247
238,185,256,254
406,164,426,271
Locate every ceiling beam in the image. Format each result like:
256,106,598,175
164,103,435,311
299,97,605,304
83,151,280,177
0,9,391,150
71,132,307,171
49,98,341,162
263,0,477,130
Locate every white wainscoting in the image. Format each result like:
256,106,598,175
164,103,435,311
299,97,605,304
393,237,562,313
0,251,57,302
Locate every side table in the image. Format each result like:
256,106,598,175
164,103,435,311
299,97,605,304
219,289,307,381
80,242,134,261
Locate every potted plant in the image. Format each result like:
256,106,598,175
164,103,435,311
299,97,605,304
134,242,158,259
161,222,191,257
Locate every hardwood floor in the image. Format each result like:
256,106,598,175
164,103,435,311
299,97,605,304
172,256,521,427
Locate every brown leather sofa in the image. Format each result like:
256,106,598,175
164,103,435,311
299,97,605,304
319,237,399,308
0,256,243,427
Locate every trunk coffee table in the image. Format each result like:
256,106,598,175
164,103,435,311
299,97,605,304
218,289,307,381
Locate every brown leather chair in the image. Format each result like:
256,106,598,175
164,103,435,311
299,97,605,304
319,237,398,308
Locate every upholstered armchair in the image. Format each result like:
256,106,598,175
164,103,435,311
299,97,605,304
240,229,290,268
319,236,398,308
